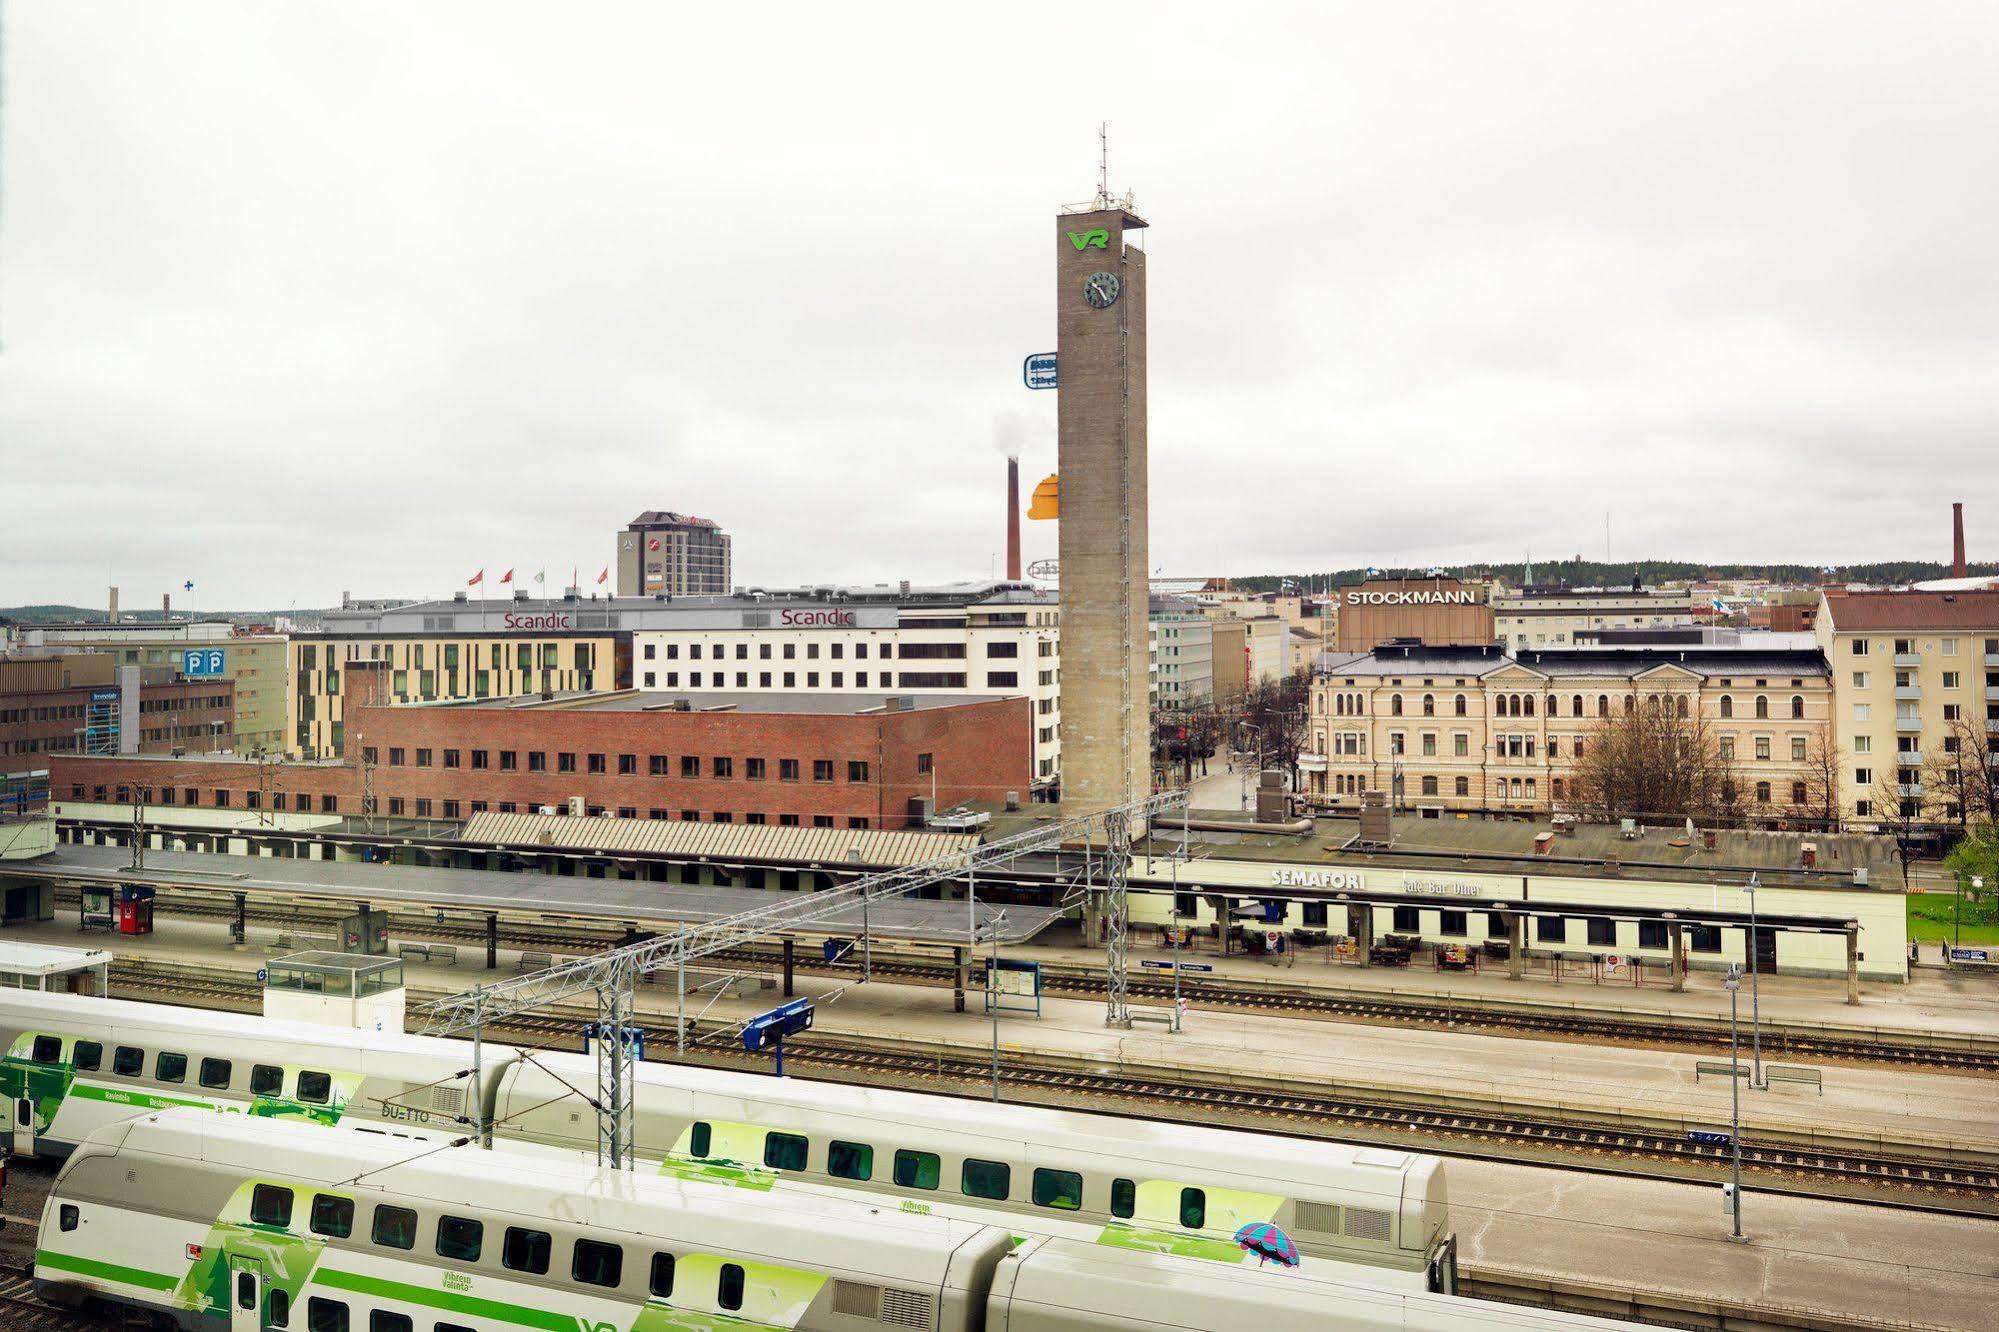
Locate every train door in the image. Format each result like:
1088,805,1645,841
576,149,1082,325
12,1097,34,1158
1426,1234,1458,1295
1752,927,1777,976
229,1255,264,1332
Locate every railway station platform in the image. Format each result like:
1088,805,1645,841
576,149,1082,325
9,911,1994,1157
2,912,1994,1331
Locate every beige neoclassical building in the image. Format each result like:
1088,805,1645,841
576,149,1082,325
1304,642,1834,818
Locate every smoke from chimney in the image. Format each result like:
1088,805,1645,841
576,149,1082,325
1952,502,1967,578
1006,457,1022,581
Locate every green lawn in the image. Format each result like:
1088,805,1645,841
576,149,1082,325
1907,892,1999,945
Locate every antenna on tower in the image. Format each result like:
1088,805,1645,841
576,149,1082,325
1096,121,1112,208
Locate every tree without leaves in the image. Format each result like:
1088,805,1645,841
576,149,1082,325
1932,716,1999,826
1787,724,1844,831
1237,668,1314,788
1567,697,1737,823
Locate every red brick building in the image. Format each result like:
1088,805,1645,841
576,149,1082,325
53,667,1031,831
2,655,234,765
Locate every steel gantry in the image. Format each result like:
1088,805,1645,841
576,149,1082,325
417,788,1186,1167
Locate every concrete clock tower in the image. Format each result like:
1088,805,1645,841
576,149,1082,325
1055,201,1149,814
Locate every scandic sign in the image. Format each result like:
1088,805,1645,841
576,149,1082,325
1343,590,1476,606
502,612,573,631
779,609,857,627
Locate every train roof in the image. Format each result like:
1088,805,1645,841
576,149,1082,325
0,991,514,1067
94,1110,1000,1285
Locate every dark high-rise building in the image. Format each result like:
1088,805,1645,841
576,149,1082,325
616,511,732,597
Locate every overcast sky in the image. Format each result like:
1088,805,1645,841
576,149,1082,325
4,2,1996,611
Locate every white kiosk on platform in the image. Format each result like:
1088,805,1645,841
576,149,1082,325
263,952,405,1033
0,941,111,995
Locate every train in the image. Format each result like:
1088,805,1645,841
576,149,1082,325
0,992,1452,1287
38,1110,1639,1331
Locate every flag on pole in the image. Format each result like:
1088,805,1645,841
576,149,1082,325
500,569,514,584
596,567,609,586
183,580,194,591
533,570,546,585
468,570,484,587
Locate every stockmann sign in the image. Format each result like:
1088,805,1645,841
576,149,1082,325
1067,229,1110,250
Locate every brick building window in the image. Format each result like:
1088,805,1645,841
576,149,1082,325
471,750,489,770
745,812,766,824
443,749,460,769
848,817,871,829
587,753,606,774
680,809,699,821
712,758,733,779
813,760,834,782
847,761,869,782
415,748,433,767
780,759,800,781
917,753,933,774
415,799,432,817
388,798,405,815
558,753,577,773
528,751,546,772
246,791,261,810
499,801,517,813
713,812,733,824
779,814,800,826
499,750,516,770
443,801,460,819
617,806,636,819
648,808,668,820
680,756,698,777
813,815,835,828
745,758,766,781
321,795,338,813
388,748,406,766
649,755,668,775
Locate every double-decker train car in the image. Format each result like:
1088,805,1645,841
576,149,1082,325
37,1113,1637,1331
0,993,1448,1287
505,1055,1450,1281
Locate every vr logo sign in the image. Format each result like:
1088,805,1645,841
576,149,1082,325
1067,229,1110,250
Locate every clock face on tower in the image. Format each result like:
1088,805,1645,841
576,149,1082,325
1082,270,1121,309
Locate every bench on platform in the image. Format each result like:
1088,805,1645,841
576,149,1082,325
429,945,458,966
1694,1060,1748,1084
517,951,553,972
397,943,431,963
1762,1064,1823,1095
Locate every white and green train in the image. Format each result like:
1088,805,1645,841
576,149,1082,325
0,993,1448,1285
37,1111,1636,1331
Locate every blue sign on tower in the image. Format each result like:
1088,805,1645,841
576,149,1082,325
1022,352,1058,390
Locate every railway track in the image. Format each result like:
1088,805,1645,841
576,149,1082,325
0,1267,116,1329
105,959,1999,1214
84,891,1999,1075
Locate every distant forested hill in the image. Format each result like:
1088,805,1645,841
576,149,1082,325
1229,558,1997,594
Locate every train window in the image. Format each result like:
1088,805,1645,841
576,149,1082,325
305,1297,349,1332
1110,1178,1135,1218
763,1133,808,1172
435,1215,483,1262
371,1206,417,1250
893,1150,940,1191
252,1065,284,1097
961,1158,1010,1201
369,1314,411,1332
827,1140,872,1181
297,1071,332,1104
156,1052,188,1084
1032,1168,1083,1211
250,1184,294,1229
650,1253,675,1297
268,1289,290,1327
237,1271,257,1309
718,1263,745,1311
573,1238,623,1288
71,1041,101,1072
1180,1188,1206,1229
113,1046,143,1077
502,1227,550,1274
436,1325,475,1332
689,1122,712,1157
58,1205,78,1232
310,1195,354,1239
30,1035,60,1063
200,1058,232,1090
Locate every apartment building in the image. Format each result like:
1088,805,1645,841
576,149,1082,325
1492,585,1699,650
1150,600,1214,710
1813,589,1999,823
13,621,288,754
1303,642,1833,817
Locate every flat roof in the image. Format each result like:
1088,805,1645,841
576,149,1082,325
11,844,1060,946
449,690,1011,716
0,940,113,976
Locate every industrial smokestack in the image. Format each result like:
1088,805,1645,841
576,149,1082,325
108,586,119,623
1952,502,1967,578
1006,456,1022,581
163,593,171,620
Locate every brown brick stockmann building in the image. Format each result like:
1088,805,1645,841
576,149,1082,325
1331,577,1495,652
54,665,1031,831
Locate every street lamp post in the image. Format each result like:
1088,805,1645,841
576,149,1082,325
1725,963,1745,1241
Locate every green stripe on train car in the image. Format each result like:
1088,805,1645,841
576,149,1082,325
315,1268,577,1331
36,1249,179,1291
